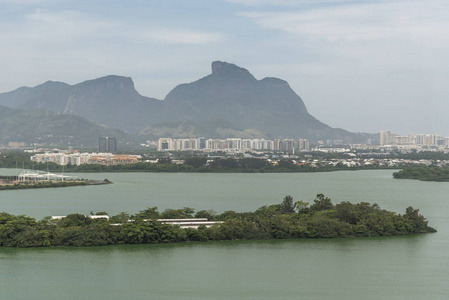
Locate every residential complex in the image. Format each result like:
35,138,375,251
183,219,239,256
380,131,449,147
30,152,140,166
156,137,310,152
155,133,449,154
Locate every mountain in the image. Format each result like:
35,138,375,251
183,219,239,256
162,61,353,141
0,75,162,132
0,105,130,147
0,62,370,143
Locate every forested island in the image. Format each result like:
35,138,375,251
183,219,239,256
393,166,449,182
0,194,435,247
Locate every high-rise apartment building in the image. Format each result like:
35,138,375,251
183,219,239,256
99,137,117,152
284,139,295,152
380,131,395,145
298,139,310,151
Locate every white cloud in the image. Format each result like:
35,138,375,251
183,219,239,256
23,9,115,41
0,0,43,3
1,0,448,134
128,29,224,45
226,0,354,6
232,0,449,134
19,9,224,45
0,7,226,98
239,1,449,43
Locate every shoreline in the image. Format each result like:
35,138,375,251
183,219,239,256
0,179,111,190
0,165,397,174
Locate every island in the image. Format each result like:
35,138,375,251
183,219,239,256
0,194,435,247
0,171,111,190
393,166,449,182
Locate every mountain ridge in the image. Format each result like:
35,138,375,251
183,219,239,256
0,105,130,147
0,61,371,143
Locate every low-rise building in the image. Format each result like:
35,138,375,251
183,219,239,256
30,152,140,166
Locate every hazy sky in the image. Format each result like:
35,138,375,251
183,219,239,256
1,0,448,135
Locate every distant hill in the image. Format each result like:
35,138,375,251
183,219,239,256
0,61,372,143
0,76,162,132
0,105,130,148
139,119,267,140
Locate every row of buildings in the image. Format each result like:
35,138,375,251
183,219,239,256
380,131,449,147
157,138,311,152
30,152,140,166
155,132,449,153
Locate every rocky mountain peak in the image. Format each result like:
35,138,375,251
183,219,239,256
37,81,69,90
211,61,256,81
76,75,136,92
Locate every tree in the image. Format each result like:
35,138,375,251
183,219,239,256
0,212,15,224
157,157,172,164
277,159,294,169
182,207,195,218
240,158,269,170
135,207,160,220
210,158,239,169
294,201,309,214
404,206,427,230
160,209,185,219
90,211,108,216
110,212,130,223
195,210,216,220
335,201,358,224
217,210,239,220
57,214,91,228
279,195,295,214
310,194,334,212
184,157,207,168
255,205,281,217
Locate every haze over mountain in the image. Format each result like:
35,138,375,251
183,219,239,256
0,61,371,143
0,75,162,132
0,105,129,147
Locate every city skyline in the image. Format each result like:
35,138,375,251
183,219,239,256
1,0,448,136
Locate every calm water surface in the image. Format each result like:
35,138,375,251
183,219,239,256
0,170,448,299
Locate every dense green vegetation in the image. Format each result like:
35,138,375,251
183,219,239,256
393,166,449,182
0,194,435,247
395,151,449,161
0,151,34,169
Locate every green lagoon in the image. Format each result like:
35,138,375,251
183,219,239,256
1,170,448,299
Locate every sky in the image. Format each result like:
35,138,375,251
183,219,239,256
1,0,448,136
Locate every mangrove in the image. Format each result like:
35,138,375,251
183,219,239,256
0,194,435,247
393,166,449,182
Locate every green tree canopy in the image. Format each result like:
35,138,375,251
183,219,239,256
279,195,295,214
310,194,334,212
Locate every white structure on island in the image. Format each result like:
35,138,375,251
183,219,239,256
88,215,110,220
50,215,110,220
156,218,223,229
18,170,77,182
49,216,220,229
